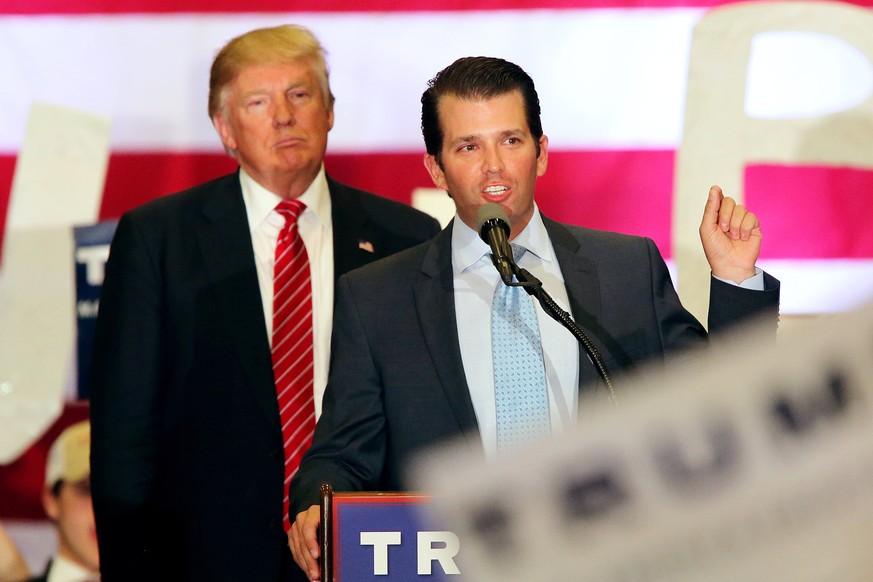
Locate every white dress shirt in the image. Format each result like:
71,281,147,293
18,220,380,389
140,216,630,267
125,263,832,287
241,166,334,418
46,554,99,582
453,206,579,458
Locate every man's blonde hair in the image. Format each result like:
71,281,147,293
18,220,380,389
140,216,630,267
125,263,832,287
208,24,334,119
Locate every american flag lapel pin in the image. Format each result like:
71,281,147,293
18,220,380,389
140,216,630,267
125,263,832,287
358,240,375,253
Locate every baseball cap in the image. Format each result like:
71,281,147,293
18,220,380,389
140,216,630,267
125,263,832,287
45,420,91,487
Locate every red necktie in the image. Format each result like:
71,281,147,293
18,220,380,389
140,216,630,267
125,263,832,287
272,199,315,531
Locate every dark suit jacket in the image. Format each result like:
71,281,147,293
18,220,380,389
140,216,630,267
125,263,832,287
289,217,779,513
89,171,440,582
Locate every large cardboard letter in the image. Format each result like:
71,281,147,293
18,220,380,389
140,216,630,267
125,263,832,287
0,103,109,462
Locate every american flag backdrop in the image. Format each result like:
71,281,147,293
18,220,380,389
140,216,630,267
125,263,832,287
3,0,873,310
2,0,873,541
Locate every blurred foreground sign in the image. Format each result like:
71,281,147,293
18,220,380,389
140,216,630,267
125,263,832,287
416,305,873,581
0,103,109,463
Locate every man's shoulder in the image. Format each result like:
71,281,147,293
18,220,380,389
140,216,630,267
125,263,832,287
339,229,441,290
126,172,238,215
328,177,441,233
119,172,241,226
351,235,433,274
544,216,655,254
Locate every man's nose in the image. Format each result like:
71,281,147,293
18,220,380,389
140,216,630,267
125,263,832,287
483,146,504,173
273,99,296,126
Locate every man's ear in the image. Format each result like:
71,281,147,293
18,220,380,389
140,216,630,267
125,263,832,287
42,486,60,521
423,153,448,192
536,134,549,177
212,114,237,153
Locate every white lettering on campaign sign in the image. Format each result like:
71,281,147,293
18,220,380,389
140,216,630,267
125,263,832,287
417,531,461,575
75,244,110,286
417,303,873,581
358,530,461,576
360,531,402,575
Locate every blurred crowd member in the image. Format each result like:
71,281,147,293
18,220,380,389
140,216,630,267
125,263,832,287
29,420,99,582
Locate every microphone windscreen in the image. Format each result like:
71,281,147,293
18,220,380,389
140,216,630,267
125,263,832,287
476,202,509,234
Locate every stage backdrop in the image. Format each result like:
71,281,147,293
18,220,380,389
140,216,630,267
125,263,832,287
2,0,873,547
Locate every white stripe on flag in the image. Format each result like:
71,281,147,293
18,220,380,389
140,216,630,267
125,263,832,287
0,10,703,152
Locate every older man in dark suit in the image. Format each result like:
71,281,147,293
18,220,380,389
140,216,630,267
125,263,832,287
89,24,439,582
287,56,779,581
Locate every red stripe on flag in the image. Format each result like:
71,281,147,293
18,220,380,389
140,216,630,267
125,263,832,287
0,155,14,250
327,150,675,255
2,150,676,259
99,152,237,220
540,150,674,252
5,0,873,15
9,153,872,264
746,164,873,259
104,155,873,261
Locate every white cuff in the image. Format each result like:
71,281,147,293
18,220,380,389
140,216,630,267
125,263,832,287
713,267,764,291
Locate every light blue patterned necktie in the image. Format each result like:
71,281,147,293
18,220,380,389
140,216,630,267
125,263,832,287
491,245,550,454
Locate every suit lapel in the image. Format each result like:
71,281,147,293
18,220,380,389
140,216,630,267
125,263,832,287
329,178,384,280
542,216,605,391
195,176,281,432
410,216,605,436
414,224,481,439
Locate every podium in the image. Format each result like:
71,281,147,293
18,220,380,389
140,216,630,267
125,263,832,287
319,484,461,581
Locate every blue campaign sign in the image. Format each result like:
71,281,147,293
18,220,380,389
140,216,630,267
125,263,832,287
334,494,461,581
73,220,117,400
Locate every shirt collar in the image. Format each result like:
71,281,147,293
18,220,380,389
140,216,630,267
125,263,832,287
48,554,99,582
240,165,332,232
452,204,554,274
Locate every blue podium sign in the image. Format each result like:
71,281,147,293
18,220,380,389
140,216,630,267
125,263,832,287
73,220,117,400
333,493,461,581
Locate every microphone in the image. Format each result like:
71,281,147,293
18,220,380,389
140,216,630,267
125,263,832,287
476,203,515,285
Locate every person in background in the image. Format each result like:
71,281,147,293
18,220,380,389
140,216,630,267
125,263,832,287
287,56,780,580
28,421,99,582
89,24,440,582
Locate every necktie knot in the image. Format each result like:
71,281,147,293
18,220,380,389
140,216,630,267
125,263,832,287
276,199,306,222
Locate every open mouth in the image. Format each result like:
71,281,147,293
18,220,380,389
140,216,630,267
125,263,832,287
483,185,509,201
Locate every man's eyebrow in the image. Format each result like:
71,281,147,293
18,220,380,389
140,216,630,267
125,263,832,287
240,88,270,99
499,128,525,138
448,133,481,148
240,81,310,98
447,127,528,149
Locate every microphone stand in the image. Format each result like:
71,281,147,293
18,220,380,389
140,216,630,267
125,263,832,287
509,264,618,406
